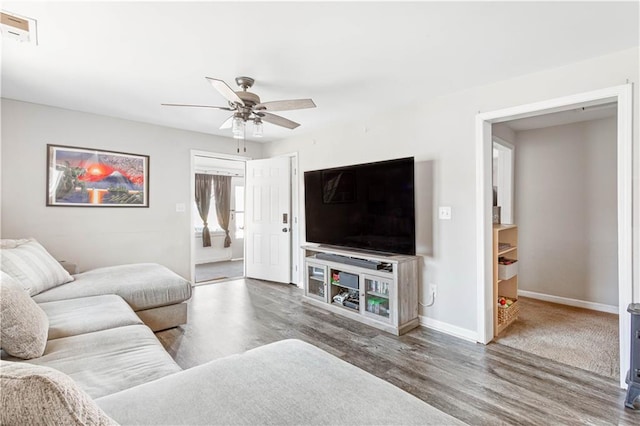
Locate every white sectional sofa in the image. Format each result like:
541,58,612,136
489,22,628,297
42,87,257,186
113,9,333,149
34,262,192,331
0,238,192,332
0,239,462,425
3,294,182,399
0,239,191,398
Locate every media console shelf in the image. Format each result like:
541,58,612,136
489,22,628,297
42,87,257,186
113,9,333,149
302,244,420,336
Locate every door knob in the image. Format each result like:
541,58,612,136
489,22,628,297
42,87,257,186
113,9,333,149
282,228,289,233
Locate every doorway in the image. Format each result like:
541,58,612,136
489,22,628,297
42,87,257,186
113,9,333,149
491,108,620,379
476,84,633,388
191,153,247,284
189,151,301,287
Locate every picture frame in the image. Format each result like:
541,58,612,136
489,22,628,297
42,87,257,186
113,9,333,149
46,144,149,207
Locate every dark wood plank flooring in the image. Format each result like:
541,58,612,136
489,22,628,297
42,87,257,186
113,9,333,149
156,279,638,425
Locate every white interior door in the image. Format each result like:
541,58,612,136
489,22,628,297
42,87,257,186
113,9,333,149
245,156,291,283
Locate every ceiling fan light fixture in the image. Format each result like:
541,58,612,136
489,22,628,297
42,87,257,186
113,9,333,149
253,119,263,138
232,126,245,140
232,115,245,139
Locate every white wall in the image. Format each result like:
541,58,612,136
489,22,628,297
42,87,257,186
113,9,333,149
0,99,263,279
492,123,516,144
194,232,232,264
514,117,617,306
263,47,639,335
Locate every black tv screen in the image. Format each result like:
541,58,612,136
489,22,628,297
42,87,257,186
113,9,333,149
304,157,415,255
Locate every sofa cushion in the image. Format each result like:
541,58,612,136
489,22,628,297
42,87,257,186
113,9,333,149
96,339,464,425
39,295,143,340
0,238,74,296
0,360,117,426
33,263,192,311
0,272,49,359
1,324,182,398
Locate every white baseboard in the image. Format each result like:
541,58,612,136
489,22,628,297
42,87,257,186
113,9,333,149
195,258,232,265
518,290,618,314
419,316,478,342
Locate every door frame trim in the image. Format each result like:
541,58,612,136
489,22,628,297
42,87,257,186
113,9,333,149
189,150,251,284
474,84,634,389
280,152,301,285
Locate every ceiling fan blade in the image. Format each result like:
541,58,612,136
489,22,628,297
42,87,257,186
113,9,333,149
261,112,300,129
161,103,233,111
205,77,244,106
220,115,234,129
255,99,316,112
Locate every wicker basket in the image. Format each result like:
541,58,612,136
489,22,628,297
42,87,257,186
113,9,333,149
497,298,519,325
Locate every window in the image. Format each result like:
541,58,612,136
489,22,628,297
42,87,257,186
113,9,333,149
193,199,222,235
193,178,244,238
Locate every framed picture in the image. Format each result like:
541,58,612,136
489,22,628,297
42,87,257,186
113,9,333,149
47,144,149,207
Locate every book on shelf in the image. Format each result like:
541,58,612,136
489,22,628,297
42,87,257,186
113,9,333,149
498,243,512,251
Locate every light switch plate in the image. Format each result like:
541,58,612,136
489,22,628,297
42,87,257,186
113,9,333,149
176,203,186,213
438,206,452,220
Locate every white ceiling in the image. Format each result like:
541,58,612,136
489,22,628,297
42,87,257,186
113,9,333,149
2,1,638,143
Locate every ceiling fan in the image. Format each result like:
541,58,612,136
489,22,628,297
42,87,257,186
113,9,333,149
162,76,316,138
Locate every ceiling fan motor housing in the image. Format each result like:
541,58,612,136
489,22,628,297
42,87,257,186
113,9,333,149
235,90,260,107
233,76,261,110
235,76,254,89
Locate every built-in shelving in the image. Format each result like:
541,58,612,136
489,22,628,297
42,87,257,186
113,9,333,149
493,224,519,337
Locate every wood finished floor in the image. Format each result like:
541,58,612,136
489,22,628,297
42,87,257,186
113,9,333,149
156,279,638,425
194,260,244,283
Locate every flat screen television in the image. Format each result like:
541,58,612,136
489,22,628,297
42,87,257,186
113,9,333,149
304,157,415,255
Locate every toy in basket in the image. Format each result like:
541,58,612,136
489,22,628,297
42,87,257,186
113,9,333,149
497,296,519,325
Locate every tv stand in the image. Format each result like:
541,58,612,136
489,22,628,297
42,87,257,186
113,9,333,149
302,244,420,335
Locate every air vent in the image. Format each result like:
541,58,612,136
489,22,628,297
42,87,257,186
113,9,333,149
1,11,37,44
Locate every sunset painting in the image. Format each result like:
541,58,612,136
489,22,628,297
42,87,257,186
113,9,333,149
47,145,149,207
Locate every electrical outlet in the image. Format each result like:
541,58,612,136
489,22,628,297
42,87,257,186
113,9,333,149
429,284,437,297
438,206,452,220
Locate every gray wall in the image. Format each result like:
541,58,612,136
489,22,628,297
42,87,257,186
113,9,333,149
1,47,637,337
0,99,263,278
514,117,618,306
264,47,638,335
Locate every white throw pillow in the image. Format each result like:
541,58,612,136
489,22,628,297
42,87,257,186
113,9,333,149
0,360,118,426
0,238,74,296
0,272,49,359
